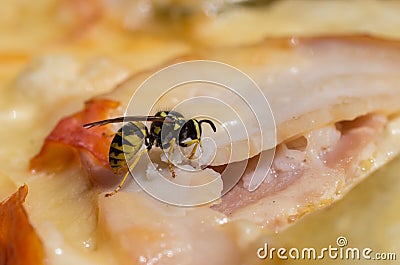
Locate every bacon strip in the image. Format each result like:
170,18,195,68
0,185,44,265
30,99,119,172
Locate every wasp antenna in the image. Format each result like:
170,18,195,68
199,119,217,132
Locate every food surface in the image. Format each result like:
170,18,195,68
31,36,400,232
1,1,400,264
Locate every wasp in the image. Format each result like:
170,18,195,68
83,111,217,197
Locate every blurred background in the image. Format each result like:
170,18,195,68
2,0,400,82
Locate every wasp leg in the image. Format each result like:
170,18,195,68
105,148,148,197
184,139,201,160
167,138,176,178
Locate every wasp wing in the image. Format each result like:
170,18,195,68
83,116,173,128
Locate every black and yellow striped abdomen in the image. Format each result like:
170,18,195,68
109,121,147,173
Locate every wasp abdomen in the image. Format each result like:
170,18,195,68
109,121,147,173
